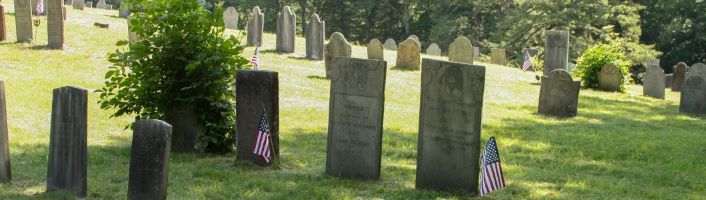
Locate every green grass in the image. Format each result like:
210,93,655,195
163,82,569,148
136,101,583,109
1,2,706,199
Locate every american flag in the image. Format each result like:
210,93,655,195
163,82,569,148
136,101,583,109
252,112,272,163
522,51,533,72
251,47,260,70
35,0,45,15
479,136,505,196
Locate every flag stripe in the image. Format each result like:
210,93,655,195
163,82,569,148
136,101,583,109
478,137,505,196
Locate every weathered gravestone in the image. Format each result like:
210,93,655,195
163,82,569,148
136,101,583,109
223,7,238,30
383,38,397,50
367,38,384,61
426,43,441,56
86,1,92,8
48,0,64,49
408,35,421,47
395,38,421,70
448,36,474,64
490,48,507,65
96,0,107,9
246,6,264,46
643,59,666,99
47,86,88,197
0,6,6,41
538,70,580,117
543,30,570,76
666,74,674,88
416,59,485,194
72,0,85,10
127,15,138,43
325,32,352,78
128,119,172,200
597,64,621,92
305,14,325,60
687,63,706,82
679,76,706,114
236,70,279,165
0,81,10,183
14,0,33,42
672,62,689,92
326,57,386,180
119,3,130,18
473,46,479,61
276,6,296,53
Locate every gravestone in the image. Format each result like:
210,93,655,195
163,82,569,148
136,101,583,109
119,3,130,18
666,74,674,88
223,7,238,30
128,119,172,200
473,47,479,61
490,48,507,65
305,14,325,60
14,0,33,42
165,104,201,153
672,62,689,92
236,70,279,166
448,36,474,64
127,15,138,43
324,32,352,78
687,63,706,82
416,59,485,195
383,38,397,50
96,0,106,9
395,38,421,70
643,59,665,99
326,57,386,180
276,6,296,53
543,30,570,75
597,64,621,92
72,0,84,10
48,0,64,49
0,81,10,183
367,38,384,61
408,35,421,47
32,0,46,15
679,76,706,114
426,43,441,56
538,70,580,117
47,86,88,197
86,1,92,8
246,6,264,46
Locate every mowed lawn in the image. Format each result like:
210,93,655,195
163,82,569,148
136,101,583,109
1,2,705,199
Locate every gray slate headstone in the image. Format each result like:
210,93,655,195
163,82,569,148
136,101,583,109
544,30,570,76
672,62,689,92
383,38,397,50
14,0,33,42
276,6,296,53
396,38,421,70
679,76,706,114
0,81,10,183
305,14,325,60
643,59,665,99
48,0,64,49
325,32,352,78
236,70,279,166
118,3,130,18
367,38,384,61
490,48,507,65
47,86,88,197
164,104,202,153
246,6,264,46
666,74,674,88
0,6,6,41
473,46,479,61
72,0,85,10
538,70,580,117
128,119,172,200
426,43,441,56
448,36,474,64
687,63,706,82
416,59,485,195
223,7,239,30
597,64,621,92
326,57,386,180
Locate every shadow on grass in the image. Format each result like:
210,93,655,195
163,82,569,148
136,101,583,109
391,67,420,72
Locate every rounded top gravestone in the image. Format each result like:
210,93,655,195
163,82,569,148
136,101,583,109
276,6,296,53
408,35,420,47
679,76,706,114
383,38,397,50
224,7,239,30
325,32,352,78
305,14,325,60
672,62,689,92
643,59,666,99
246,6,264,46
448,36,474,64
687,63,706,81
396,38,421,70
598,64,622,92
367,38,384,61
426,43,441,56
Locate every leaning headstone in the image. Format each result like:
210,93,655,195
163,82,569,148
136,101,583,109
597,64,621,92
119,3,130,18
305,14,325,60
490,48,507,65
47,86,88,197
383,38,397,50
643,59,665,99
48,0,64,49
326,57,386,180
128,119,172,200
324,32,352,78
672,62,689,92
448,36,474,64
666,74,673,88
0,81,10,183
236,70,279,166
679,76,706,114
687,63,706,82
538,70,580,117
72,0,85,10
395,38,421,70
276,6,296,53
473,46,479,61
544,30,570,76
367,39,384,61
426,43,441,56
0,6,5,41
96,0,106,9
416,59,485,195
246,6,264,46
223,7,239,30
14,0,33,42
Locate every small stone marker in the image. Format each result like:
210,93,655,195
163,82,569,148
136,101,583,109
666,74,673,88
643,59,665,99
0,81,10,183
383,38,397,50
306,14,325,60
426,43,441,56
119,3,130,18
538,70,580,117
416,59,485,195
246,6,264,46
14,0,33,42
367,38,384,61
473,46,479,61
48,0,64,49
236,70,279,166
0,6,6,41
223,7,239,30
448,36,474,64
598,64,621,92
47,86,88,197
72,0,85,10
544,30,570,75
325,32,352,78
490,48,507,65
128,119,172,200
276,6,296,53
326,57,386,180
672,62,689,92
395,38,421,70
679,76,706,114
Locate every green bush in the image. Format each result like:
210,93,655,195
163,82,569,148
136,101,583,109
97,0,248,153
575,44,630,92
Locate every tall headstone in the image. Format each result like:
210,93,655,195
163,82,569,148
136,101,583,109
416,59,485,195
326,57,386,180
72,0,85,10
246,6,264,46
448,36,474,64
0,6,6,41
490,48,507,65
426,43,441,56
14,0,33,42
544,30,570,76
324,32,352,78
48,0,64,49
679,76,706,114
597,64,621,92
47,86,88,197
383,38,397,50
236,70,279,166
473,47,480,61
276,6,296,53
0,81,10,183
96,0,106,9
305,14,325,60
643,59,666,99
395,38,421,70
672,62,689,92
223,7,239,30
118,3,130,18
128,120,172,200
538,70,580,117
367,39,384,61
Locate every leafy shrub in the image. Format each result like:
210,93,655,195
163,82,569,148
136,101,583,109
574,44,630,91
97,0,248,153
